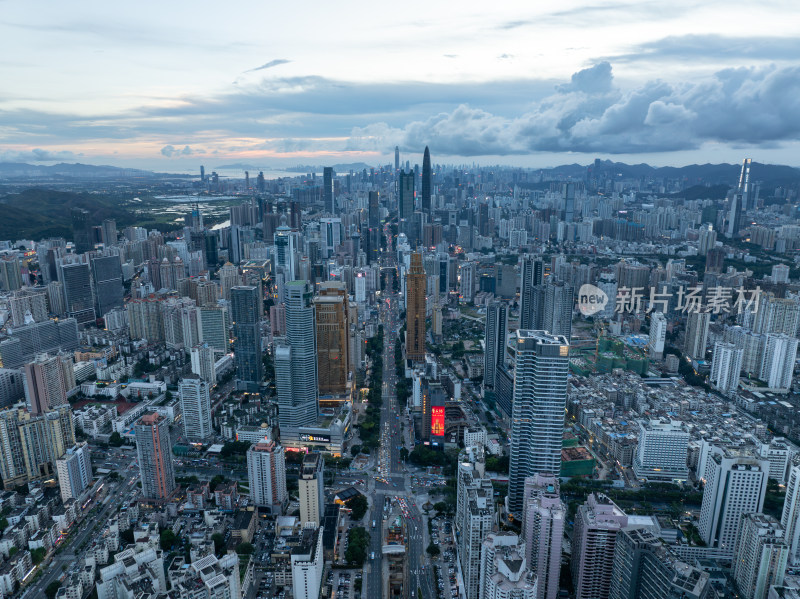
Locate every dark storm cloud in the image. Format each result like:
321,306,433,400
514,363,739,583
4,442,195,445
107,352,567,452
607,34,800,63
347,63,800,156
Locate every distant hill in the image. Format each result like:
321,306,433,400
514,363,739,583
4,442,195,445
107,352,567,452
0,162,184,179
0,188,134,240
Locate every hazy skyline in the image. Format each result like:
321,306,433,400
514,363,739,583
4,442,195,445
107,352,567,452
2,0,799,171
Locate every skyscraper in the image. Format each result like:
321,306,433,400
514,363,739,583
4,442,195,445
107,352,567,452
647,311,666,360
521,475,564,599
456,447,495,599
277,280,318,428
684,311,710,360
394,146,400,172
399,170,415,219
732,513,788,599
610,527,709,599
483,301,508,391
571,494,628,599
71,208,92,254
323,167,335,213
101,219,117,246
56,442,93,502
91,254,124,317
405,252,426,362
178,375,212,441
698,448,768,556
508,330,570,517
562,182,575,223
543,280,573,339
61,262,96,325
0,405,75,489
190,343,216,384
519,257,544,330
727,158,753,238
710,342,743,394
781,459,800,564
314,282,350,395
299,452,324,527
759,333,798,391
200,305,229,354
247,440,287,515
23,353,68,415
421,146,432,216
231,285,263,390
135,412,175,501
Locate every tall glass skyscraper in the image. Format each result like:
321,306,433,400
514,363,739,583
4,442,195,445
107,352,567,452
277,280,318,428
231,285,263,391
508,330,570,518
421,146,432,216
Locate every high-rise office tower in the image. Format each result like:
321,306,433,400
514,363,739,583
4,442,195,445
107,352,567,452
71,208,92,253
483,301,508,391
632,419,689,482
456,447,495,599
610,527,709,599
231,285,263,390
781,459,800,564
178,375,212,441
399,170,415,219
647,311,666,360
368,191,380,228
299,452,324,527
710,342,743,394
314,282,350,396
684,311,710,360
91,254,124,317
190,343,216,384
508,330,570,518
543,280,573,339
56,442,93,502
60,262,96,325
519,257,544,330
732,514,788,599
394,146,400,172
247,440,287,515
421,146,432,216
200,305,229,354
101,219,117,246
759,333,798,391
274,220,297,281
521,475,564,599
23,353,68,415
323,167,335,213
277,280,318,428
698,447,768,556
727,158,753,238
571,494,628,599
405,252,426,362
562,182,575,223
135,412,176,501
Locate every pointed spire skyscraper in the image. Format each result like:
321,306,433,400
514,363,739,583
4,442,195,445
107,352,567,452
422,146,432,216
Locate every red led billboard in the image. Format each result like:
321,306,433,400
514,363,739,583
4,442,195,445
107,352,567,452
431,406,445,437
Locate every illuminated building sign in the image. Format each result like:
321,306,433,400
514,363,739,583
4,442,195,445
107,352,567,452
431,406,445,437
300,434,330,443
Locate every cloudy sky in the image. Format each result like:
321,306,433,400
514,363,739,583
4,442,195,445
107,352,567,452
1,0,799,172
